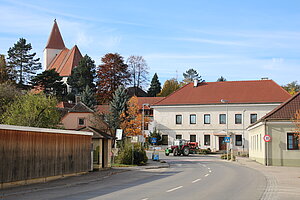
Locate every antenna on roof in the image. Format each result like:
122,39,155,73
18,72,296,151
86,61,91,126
261,77,269,80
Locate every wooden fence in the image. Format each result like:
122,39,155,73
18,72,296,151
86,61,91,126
0,125,92,184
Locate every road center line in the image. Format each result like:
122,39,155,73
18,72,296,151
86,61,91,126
166,186,183,192
205,174,209,177
192,178,201,183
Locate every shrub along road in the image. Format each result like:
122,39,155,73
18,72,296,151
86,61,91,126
1,153,266,200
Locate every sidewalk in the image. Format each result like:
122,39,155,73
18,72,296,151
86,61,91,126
235,157,300,200
0,156,169,198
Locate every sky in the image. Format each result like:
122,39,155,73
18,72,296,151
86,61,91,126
0,0,300,87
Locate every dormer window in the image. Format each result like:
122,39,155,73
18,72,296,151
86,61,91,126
78,118,85,126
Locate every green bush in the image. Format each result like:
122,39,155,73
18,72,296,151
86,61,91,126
197,148,211,155
116,141,148,166
220,154,236,161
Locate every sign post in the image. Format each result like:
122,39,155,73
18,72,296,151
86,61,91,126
263,135,271,166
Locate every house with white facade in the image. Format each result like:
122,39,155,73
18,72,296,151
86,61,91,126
152,80,290,153
247,92,300,166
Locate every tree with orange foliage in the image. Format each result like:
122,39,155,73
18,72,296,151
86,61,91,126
120,96,151,137
96,53,131,103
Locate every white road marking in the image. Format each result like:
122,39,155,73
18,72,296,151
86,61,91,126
192,178,201,183
208,168,211,170
209,170,212,173
141,198,149,200
166,186,183,192
205,174,209,177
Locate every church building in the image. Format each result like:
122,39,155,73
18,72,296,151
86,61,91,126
44,19,83,90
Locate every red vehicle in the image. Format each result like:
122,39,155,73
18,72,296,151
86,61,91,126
165,139,199,156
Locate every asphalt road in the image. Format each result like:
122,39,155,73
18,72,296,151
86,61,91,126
1,154,266,200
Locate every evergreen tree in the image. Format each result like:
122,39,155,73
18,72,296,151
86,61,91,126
7,38,41,87
96,53,131,103
107,85,129,135
217,76,227,82
0,54,10,83
67,54,96,95
148,73,161,97
183,68,203,84
30,69,66,98
81,85,97,110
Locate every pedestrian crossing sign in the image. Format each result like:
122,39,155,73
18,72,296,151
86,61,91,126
224,137,230,143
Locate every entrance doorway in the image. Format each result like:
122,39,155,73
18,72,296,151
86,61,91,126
219,137,226,150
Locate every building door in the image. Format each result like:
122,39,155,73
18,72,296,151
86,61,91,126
219,137,226,150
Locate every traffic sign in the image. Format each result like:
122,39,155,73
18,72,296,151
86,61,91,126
263,135,271,142
151,137,157,144
224,137,230,143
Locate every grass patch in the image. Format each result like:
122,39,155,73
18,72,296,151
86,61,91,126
111,163,137,167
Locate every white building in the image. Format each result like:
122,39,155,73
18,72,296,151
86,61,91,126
152,80,291,153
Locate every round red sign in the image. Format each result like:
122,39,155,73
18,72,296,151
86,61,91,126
263,135,271,142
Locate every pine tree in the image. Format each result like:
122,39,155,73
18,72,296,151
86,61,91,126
7,38,41,87
148,73,161,97
96,53,131,103
217,76,227,82
30,69,66,98
0,54,10,84
107,85,129,135
183,68,203,84
67,54,96,95
81,85,97,110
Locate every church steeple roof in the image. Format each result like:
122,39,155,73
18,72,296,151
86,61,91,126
45,19,66,49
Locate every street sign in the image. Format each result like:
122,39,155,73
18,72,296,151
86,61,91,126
151,137,157,144
263,135,271,142
224,137,230,143
116,129,123,140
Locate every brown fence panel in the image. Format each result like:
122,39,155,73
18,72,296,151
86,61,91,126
0,128,91,183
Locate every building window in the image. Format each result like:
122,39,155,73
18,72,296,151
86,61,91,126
176,134,182,139
176,115,182,124
235,114,242,124
235,135,242,146
190,114,196,124
250,114,257,124
287,133,299,150
204,135,210,145
78,118,85,126
204,114,210,124
190,135,196,142
219,114,226,124
162,135,168,145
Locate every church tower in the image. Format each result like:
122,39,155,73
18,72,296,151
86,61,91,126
43,19,66,69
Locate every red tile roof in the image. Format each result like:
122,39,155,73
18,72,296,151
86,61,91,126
45,19,65,49
154,80,291,106
56,101,75,108
261,92,300,120
48,45,83,77
96,104,110,114
137,97,165,109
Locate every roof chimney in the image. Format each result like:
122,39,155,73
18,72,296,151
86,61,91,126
194,79,198,87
